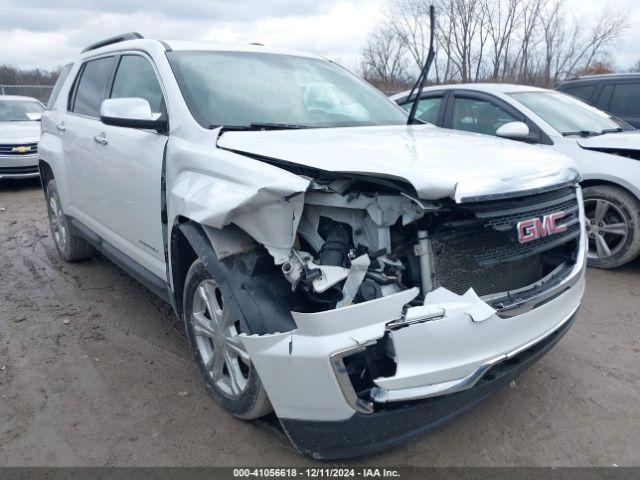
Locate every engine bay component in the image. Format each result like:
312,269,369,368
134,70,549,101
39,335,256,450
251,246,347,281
318,221,351,267
415,230,435,294
282,250,350,294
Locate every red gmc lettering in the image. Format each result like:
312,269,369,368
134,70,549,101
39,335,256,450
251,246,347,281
517,211,567,244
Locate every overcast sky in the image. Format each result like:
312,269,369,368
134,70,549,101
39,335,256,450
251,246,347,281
0,0,638,72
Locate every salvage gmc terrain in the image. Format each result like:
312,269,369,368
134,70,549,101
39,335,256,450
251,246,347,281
39,33,587,459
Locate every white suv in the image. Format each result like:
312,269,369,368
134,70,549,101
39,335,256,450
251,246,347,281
40,33,586,459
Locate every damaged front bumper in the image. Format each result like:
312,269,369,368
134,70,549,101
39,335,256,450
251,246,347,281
240,240,586,458
280,309,578,459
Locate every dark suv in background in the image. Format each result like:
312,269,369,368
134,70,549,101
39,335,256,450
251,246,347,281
556,74,640,128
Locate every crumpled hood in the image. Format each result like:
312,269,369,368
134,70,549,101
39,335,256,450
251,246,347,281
577,130,640,151
218,124,578,202
0,121,41,143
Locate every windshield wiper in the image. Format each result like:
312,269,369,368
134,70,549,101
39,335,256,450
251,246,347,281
406,6,436,125
211,123,310,131
249,122,310,130
600,127,624,134
562,130,600,137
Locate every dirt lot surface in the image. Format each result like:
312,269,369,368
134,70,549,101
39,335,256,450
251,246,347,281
0,178,639,467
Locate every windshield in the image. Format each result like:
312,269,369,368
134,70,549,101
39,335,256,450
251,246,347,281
0,100,43,122
167,51,407,129
509,91,631,136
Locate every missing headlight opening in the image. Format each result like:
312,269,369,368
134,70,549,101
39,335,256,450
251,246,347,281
268,179,581,316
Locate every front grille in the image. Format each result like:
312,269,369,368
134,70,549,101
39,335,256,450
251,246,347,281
0,143,38,155
432,187,580,296
0,165,39,175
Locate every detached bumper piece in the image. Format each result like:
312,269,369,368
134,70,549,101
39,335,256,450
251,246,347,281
279,312,577,460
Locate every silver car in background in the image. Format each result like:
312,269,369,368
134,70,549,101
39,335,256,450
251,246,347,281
0,96,44,179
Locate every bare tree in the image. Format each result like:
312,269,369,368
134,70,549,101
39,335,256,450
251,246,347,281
482,0,522,80
437,0,488,82
0,64,60,86
540,0,572,86
539,1,626,86
384,0,432,71
567,11,627,75
511,0,544,83
361,0,630,89
361,25,410,89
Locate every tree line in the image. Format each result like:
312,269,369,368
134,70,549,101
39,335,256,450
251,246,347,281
0,64,60,86
361,0,630,92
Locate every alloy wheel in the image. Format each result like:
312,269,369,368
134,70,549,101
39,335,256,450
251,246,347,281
584,198,629,260
191,279,251,397
47,190,67,252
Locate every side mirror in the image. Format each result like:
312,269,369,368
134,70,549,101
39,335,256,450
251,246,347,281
496,121,530,140
100,98,166,132
26,112,42,121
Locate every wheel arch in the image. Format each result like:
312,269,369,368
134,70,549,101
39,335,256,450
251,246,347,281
169,217,296,334
38,159,54,191
580,178,640,206
169,217,202,317
168,217,260,316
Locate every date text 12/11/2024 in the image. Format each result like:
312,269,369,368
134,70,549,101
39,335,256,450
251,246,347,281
233,468,401,478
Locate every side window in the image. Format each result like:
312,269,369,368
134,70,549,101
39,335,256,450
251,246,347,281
110,55,164,113
596,84,614,111
609,83,640,116
562,84,595,103
72,57,115,117
401,96,442,124
452,97,518,136
47,63,73,110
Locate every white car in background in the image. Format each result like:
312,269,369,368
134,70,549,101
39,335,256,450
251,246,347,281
393,85,640,269
0,95,44,179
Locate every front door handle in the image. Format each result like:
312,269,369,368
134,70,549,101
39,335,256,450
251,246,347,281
56,121,66,132
93,134,108,145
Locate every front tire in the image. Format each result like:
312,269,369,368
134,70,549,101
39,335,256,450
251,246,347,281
45,179,95,262
583,185,640,269
183,259,272,420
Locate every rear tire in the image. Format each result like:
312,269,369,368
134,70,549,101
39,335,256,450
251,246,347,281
583,185,640,269
45,179,95,262
183,259,272,420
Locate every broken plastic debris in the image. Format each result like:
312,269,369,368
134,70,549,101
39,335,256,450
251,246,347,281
424,287,495,323
336,254,371,308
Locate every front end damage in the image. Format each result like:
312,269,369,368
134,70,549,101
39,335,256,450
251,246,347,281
191,164,586,458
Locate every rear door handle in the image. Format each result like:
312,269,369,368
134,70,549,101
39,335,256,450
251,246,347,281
56,121,66,132
93,134,108,145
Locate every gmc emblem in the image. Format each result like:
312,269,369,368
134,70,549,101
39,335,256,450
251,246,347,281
516,211,567,244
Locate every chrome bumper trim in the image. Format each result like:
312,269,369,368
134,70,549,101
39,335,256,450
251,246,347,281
330,343,376,415
370,301,581,404
0,172,40,179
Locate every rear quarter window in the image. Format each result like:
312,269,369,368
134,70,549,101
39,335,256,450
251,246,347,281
46,64,73,110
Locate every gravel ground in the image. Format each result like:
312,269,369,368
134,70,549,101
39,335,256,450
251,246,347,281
0,178,639,467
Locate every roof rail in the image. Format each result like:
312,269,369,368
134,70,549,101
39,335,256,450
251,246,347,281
570,72,640,81
82,32,144,53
